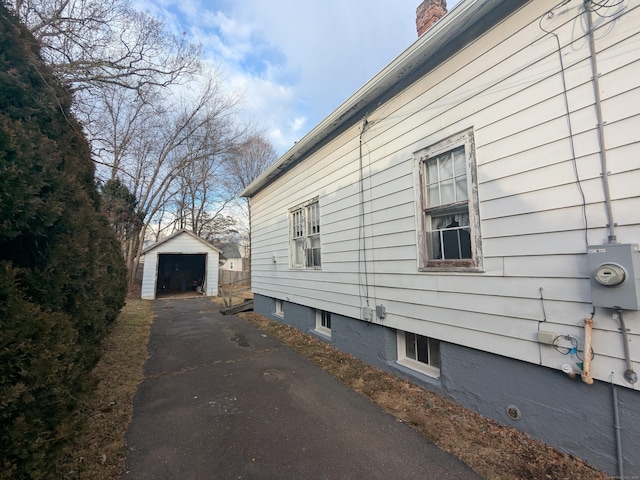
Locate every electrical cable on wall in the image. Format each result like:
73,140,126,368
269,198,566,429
539,287,548,322
537,287,548,365
358,117,372,317
553,334,595,361
538,4,589,247
584,0,627,18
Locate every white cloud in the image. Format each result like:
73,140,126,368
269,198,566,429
290,117,306,133
134,0,460,156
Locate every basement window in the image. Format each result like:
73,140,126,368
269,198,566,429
397,331,440,378
315,309,331,336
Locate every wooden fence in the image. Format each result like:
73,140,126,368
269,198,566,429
218,269,252,307
218,269,251,285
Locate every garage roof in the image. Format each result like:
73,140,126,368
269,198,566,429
142,229,222,255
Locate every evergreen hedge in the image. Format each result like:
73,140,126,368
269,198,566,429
0,5,127,478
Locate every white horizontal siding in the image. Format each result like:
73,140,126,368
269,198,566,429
482,204,607,239
141,253,158,300
249,0,640,384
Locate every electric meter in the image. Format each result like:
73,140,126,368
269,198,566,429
594,263,626,286
587,244,640,309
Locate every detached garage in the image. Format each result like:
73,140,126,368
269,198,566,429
140,229,221,300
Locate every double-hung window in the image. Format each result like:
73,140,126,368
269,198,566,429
290,198,321,268
415,129,482,271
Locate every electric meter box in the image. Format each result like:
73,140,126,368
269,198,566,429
587,243,640,309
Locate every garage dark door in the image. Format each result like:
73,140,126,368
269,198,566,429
156,253,206,295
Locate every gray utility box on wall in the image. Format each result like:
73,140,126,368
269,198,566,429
587,243,640,310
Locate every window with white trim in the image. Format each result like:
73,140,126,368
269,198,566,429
397,331,440,378
415,129,482,271
275,299,283,317
315,309,331,336
290,198,321,268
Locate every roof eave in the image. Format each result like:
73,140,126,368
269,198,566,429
241,0,523,198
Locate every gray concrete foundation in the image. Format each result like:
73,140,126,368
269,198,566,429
253,294,640,477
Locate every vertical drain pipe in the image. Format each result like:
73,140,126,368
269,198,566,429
611,375,624,480
612,308,636,480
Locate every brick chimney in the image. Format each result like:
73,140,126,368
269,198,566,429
416,0,447,37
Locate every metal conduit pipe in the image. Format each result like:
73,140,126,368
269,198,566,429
586,6,631,478
611,308,636,480
615,308,638,385
611,379,625,480
585,7,617,243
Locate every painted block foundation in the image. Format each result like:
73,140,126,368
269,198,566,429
253,294,640,477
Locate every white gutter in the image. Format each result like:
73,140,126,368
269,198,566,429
241,0,520,198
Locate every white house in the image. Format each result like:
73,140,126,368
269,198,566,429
219,243,244,272
140,229,221,300
242,0,640,476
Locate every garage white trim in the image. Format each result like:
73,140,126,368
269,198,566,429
140,230,221,300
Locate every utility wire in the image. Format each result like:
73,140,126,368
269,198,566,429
538,5,590,247
358,118,371,311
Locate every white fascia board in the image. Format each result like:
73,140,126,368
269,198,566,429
240,0,520,198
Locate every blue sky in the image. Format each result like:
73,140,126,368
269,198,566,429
134,0,460,156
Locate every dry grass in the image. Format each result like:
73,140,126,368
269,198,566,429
239,311,612,480
48,299,611,480
53,299,154,480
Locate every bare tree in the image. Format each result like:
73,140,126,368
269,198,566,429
90,75,244,285
227,134,278,195
226,133,279,267
169,150,235,237
8,0,201,93
82,83,162,181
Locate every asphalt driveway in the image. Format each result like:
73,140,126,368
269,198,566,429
122,297,482,479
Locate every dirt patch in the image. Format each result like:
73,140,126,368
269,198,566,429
127,282,141,299
239,312,611,480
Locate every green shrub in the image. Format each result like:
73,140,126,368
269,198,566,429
0,5,127,477
0,264,80,478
